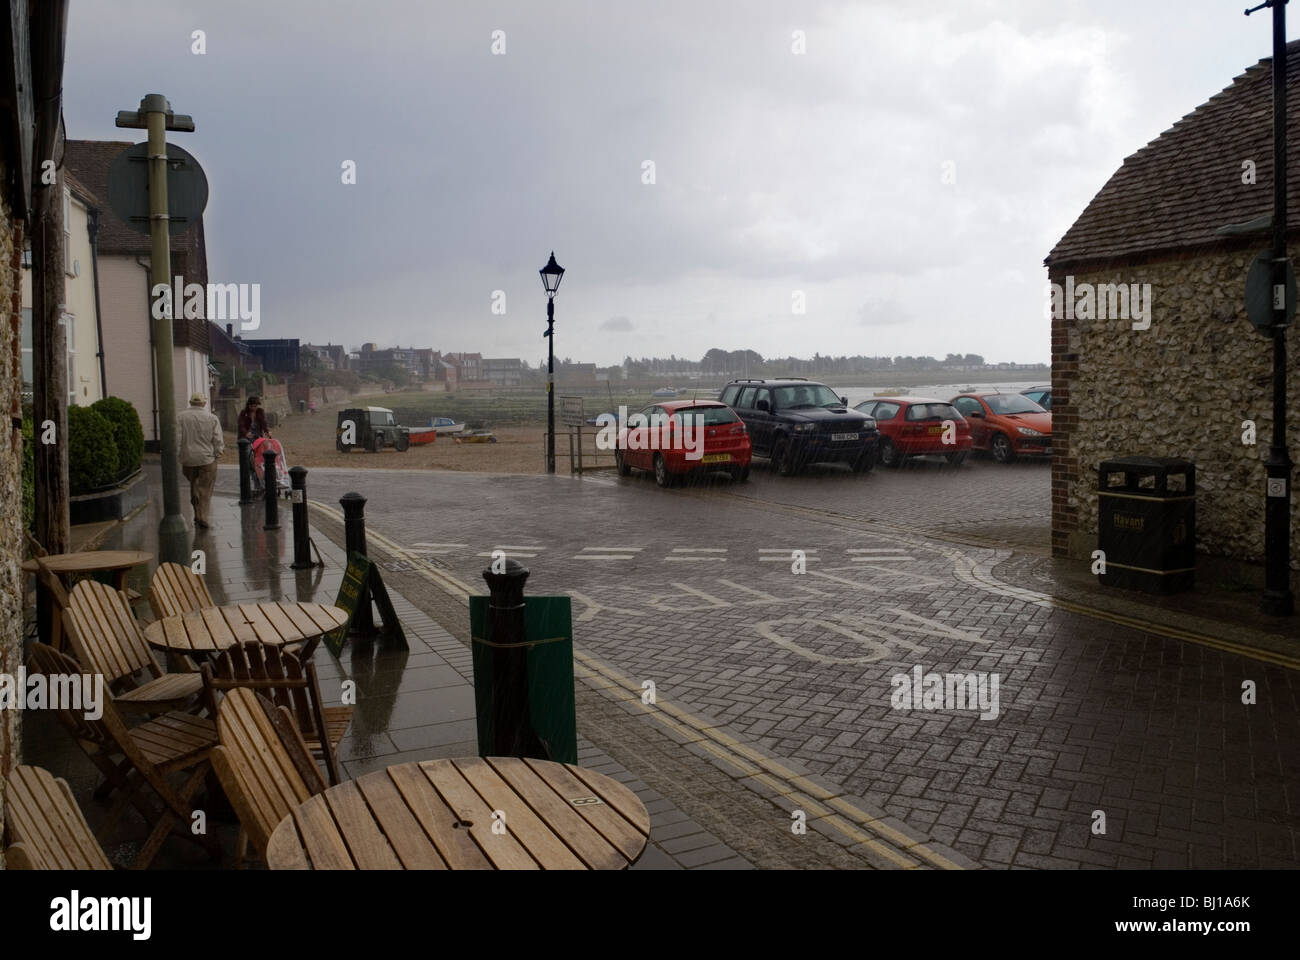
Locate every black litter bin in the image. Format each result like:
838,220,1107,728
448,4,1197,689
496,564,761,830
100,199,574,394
1097,456,1195,594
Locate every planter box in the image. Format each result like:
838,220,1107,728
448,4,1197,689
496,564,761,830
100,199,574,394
69,471,148,526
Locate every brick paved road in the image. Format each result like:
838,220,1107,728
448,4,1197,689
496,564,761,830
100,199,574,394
303,458,1300,869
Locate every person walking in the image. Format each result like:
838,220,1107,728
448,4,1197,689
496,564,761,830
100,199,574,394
178,392,224,529
237,395,271,491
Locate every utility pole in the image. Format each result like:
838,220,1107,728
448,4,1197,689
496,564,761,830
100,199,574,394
1247,0,1295,615
114,95,194,563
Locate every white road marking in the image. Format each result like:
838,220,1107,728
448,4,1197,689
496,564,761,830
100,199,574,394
476,551,539,558
411,542,468,548
573,554,636,560
671,548,727,552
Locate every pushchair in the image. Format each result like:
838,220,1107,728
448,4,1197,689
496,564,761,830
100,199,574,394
250,436,291,496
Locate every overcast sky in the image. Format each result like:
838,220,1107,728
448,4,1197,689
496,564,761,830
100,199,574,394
61,1,1291,367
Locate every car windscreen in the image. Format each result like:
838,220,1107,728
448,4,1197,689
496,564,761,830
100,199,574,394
673,406,739,427
772,384,842,409
984,394,1045,415
905,403,960,421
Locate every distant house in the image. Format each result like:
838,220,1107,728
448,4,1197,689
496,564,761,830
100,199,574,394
483,357,522,386
64,139,210,445
444,351,484,381
436,359,458,390
556,361,597,386
302,342,348,371
19,169,103,405
1045,40,1300,574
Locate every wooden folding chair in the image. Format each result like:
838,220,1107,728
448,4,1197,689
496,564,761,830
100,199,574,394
62,579,203,714
27,643,221,869
147,562,215,619
33,558,70,651
201,641,351,785
211,688,326,867
3,765,114,870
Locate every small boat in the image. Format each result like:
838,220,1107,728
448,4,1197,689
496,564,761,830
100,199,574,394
960,385,977,393
454,431,497,444
873,388,910,397
651,387,677,399
407,426,437,446
430,416,467,434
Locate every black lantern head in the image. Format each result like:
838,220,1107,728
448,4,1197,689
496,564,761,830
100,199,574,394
539,251,565,297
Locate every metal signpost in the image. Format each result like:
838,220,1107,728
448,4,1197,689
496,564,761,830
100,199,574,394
109,95,205,564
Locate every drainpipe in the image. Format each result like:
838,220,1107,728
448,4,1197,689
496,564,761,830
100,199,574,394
137,255,159,447
87,205,107,398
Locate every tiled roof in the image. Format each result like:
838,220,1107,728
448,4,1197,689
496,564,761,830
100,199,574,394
1047,40,1300,267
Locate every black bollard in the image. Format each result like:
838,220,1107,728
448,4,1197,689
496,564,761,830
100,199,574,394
479,559,550,760
237,438,253,504
263,449,279,530
289,466,312,569
340,492,374,636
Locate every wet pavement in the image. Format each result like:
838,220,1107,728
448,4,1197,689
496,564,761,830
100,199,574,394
21,454,1300,869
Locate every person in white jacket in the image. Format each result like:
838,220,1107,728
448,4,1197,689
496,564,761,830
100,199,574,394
177,393,225,528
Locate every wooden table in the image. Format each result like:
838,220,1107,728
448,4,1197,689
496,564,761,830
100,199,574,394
21,549,153,591
143,601,348,656
266,756,651,870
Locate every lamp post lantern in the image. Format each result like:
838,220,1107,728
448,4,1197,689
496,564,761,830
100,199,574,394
540,252,565,475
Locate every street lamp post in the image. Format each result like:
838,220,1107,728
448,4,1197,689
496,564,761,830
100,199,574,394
1246,0,1294,616
539,252,565,475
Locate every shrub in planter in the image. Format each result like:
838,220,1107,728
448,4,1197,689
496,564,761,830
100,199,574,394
67,405,120,495
91,396,144,478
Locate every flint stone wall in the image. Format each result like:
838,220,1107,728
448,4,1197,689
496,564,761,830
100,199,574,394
1051,247,1300,570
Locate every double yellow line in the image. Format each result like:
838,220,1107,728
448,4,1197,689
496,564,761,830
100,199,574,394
309,499,959,869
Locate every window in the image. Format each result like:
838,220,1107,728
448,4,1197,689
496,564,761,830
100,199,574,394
905,403,960,421
63,189,74,277
20,308,32,388
854,401,876,416
63,314,76,407
953,397,982,417
720,385,740,406
672,405,739,428
772,384,841,409
984,394,1044,415
873,402,901,420
737,387,757,409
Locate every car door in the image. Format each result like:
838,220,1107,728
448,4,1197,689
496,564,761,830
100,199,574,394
954,397,988,448
746,387,774,454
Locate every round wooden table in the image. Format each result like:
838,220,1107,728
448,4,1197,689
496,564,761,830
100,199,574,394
143,601,348,656
22,549,153,591
266,756,651,870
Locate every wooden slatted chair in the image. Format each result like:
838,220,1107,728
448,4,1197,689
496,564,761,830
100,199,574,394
201,641,350,785
211,687,326,867
147,561,215,619
62,579,202,714
3,765,114,870
33,558,70,651
26,643,221,869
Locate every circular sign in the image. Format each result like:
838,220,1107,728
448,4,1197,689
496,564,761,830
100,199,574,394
1244,249,1296,336
106,142,208,236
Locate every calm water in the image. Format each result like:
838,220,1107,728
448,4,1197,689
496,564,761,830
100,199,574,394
837,382,1045,409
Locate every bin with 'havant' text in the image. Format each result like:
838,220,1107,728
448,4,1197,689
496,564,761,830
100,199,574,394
1097,456,1195,594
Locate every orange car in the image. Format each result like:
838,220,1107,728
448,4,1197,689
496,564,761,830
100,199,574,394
951,392,1051,463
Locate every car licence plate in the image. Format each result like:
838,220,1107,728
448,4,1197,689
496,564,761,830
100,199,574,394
701,453,731,463
928,426,943,435
831,433,858,442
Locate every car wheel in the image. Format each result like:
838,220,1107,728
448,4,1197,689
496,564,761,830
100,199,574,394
368,431,381,453
731,466,750,483
851,448,875,474
615,449,631,476
946,451,968,466
396,434,410,452
654,453,674,487
991,433,1015,464
879,439,902,468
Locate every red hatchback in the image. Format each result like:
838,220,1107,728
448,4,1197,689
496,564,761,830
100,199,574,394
615,400,752,487
854,397,972,467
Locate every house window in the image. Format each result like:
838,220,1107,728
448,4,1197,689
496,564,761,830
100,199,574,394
63,189,74,277
63,313,76,407
20,308,32,390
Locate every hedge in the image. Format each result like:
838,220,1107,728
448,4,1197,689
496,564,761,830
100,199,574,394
67,405,120,495
91,396,144,478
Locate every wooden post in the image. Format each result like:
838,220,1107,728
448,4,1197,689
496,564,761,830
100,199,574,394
31,163,69,557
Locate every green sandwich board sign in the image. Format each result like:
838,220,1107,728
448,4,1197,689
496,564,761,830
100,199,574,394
469,595,577,765
325,551,406,656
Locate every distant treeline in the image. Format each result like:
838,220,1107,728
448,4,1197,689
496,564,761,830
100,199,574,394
617,349,1038,377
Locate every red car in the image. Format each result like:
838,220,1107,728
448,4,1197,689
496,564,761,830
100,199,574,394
951,392,1051,462
854,397,972,467
615,400,752,487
